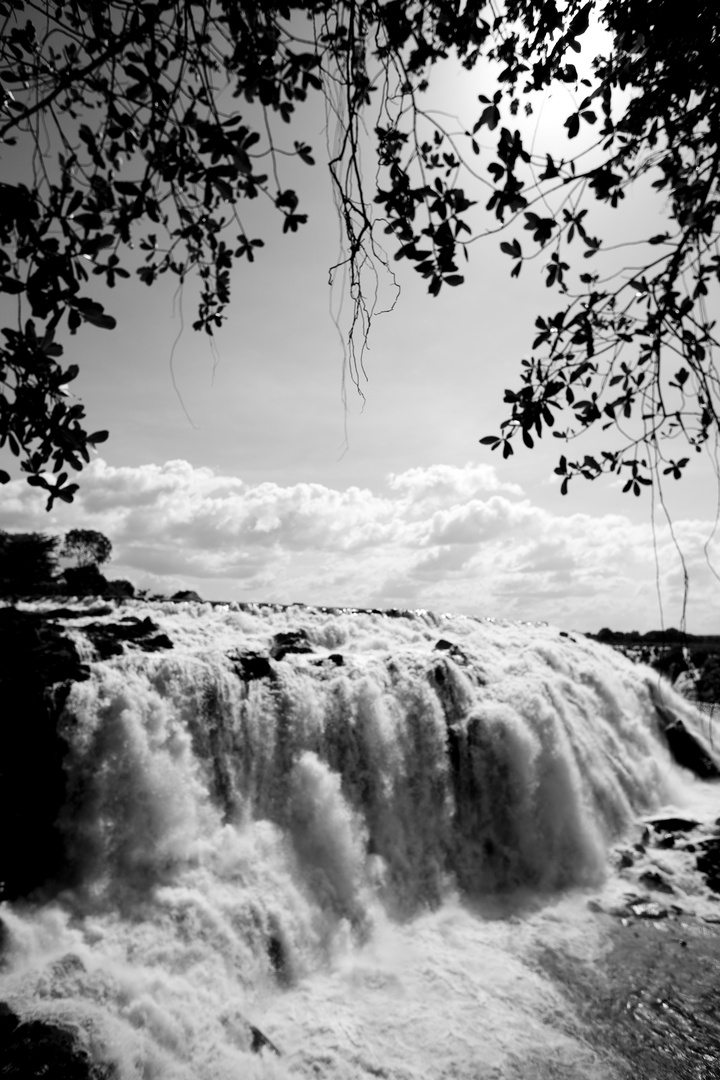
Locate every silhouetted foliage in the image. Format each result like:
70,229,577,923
0,529,59,596
0,528,119,598
1,1,719,503
103,578,135,599
61,565,109,597
60,528,112,569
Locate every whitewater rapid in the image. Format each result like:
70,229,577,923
1,600,716,1078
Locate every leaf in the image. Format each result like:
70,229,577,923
478,104,501,131
81,306,116,330
294,141,315,166
564,113,580,139
500,240,522,258
0,274,24,293
114,181,143,197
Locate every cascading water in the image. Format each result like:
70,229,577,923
0,600,717,1079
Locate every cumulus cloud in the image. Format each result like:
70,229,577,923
2,458,719,631
388,462,523,506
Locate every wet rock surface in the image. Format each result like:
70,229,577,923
0,1002,116,1078
82,615,174,658
230,649,277,681
537,912,720,1080
545,809,720,1078
0,1000,280,1074
270,628,314,660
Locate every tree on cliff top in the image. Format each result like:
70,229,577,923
1,0,719,506
60,528,112,569
0,529,58,595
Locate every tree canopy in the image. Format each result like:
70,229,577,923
60,527,112,567
0,526,125,596
1,0,719,506
0,528,58,594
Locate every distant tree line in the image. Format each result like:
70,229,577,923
0,527,133,599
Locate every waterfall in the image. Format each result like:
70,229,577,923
0,600,713,1079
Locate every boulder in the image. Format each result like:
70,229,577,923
83,616,173,659
696,837,720,892
270,630,314,661
231,651,275,681
644,815,700,832
0,1002,114,1078
249,1024,280,1055
638,869,675,894
648,683,720,779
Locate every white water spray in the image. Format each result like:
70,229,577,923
0,601,712,1079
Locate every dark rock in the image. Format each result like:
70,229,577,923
231,651,275,681
648,684,720,779
661,717,720,778
249,1024,280,1055
0,1002,115,1077
312,652,345,668
44,605,114,620
270,630,314,661
432,639,474,671
144,633,173,651
695,835,720,850
639,869,675,894
0,608,89,899
84,617,173,659
171,590,203,602
645,815,700,832
656,834,676,848
696,838,720,892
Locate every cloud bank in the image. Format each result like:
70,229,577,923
2,458,718,632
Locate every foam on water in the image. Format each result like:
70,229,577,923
1,601,715,1078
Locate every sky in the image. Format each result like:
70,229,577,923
2,20,719,633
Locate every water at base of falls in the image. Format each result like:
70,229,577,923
1,600,717,1079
